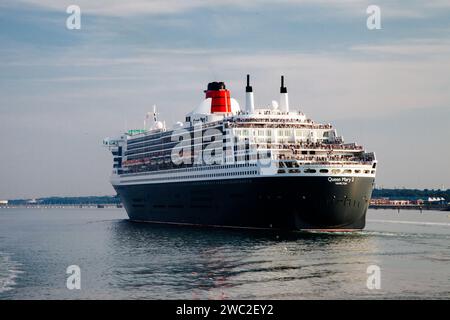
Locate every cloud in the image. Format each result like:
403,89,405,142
11,0,450,18
12,0,363,16
351,39,450,57
3,42,449,121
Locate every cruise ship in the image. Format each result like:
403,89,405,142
103,75,377,231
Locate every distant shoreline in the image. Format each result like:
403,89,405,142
1,188,449,212
1,205,448,213
0,204,122,209
369,205,449,211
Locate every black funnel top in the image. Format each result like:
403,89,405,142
280,75,287,93
207,82,226,91
246,74,253,93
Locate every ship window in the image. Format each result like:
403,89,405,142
320,169,329,173
371,170,375,174
331,169,341,174
343,169,352,174
355,169,361,173
304,169,316,173
364,170,370,174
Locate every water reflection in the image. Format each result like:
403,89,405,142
1,208,448,299
107,220,380,299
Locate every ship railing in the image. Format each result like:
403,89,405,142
276,159,374,166
234,110,305,116
277,153,356,160
261,142,363,151
362,152,376,162
118,161,261,177
275,154,372,164
229,122,333,129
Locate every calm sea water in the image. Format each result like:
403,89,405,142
0,207,449,299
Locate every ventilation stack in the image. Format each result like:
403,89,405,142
279,75,289,113
245,74,255,113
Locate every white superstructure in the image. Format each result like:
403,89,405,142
104,76,377,187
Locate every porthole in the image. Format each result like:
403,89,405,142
319,169,329,173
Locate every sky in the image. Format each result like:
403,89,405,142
0,0,449,198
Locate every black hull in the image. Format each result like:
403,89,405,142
114,176,375,231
